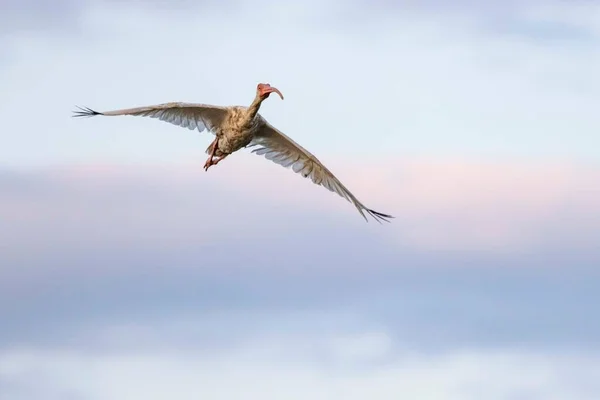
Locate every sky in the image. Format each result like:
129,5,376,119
1,0,599,399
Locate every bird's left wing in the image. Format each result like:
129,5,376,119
73,102,229,135
249,119,393,223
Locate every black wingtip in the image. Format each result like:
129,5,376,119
72,105,102,118
366,209,394,224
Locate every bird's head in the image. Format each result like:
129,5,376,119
257,83,284,100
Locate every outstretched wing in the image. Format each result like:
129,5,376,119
73,102,229,135
249,119,393,223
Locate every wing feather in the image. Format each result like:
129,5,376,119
72,102,229,135
249,119,393,223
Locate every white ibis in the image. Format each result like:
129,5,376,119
73,83,393,223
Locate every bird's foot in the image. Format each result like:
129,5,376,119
203,156,225,171
203,157,215,171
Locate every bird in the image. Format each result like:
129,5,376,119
72,83,393,223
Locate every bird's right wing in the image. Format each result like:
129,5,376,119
73,102,229,135
249,119,393,223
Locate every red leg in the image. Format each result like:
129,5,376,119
203,138,219,171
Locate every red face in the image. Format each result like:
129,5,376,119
257,83,284,100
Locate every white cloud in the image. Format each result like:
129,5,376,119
1,329,598,400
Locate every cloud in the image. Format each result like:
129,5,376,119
0,0,234,37
350,0,600,41
1,331,599,400
2,160,597,262
0,0,80,33
2,260,599,352
376,160,600,252
1,161,599,352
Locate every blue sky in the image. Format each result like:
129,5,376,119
1,1,599,399
1,0,599,166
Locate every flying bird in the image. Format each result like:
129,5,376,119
73,83,393,223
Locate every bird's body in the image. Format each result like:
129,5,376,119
73,83,393,223
211,106,261,156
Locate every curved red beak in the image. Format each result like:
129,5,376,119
261,85,284,100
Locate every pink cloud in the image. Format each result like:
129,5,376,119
185,155,598,251
2,157,598,258
367,159,599,252
201,156,600,252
